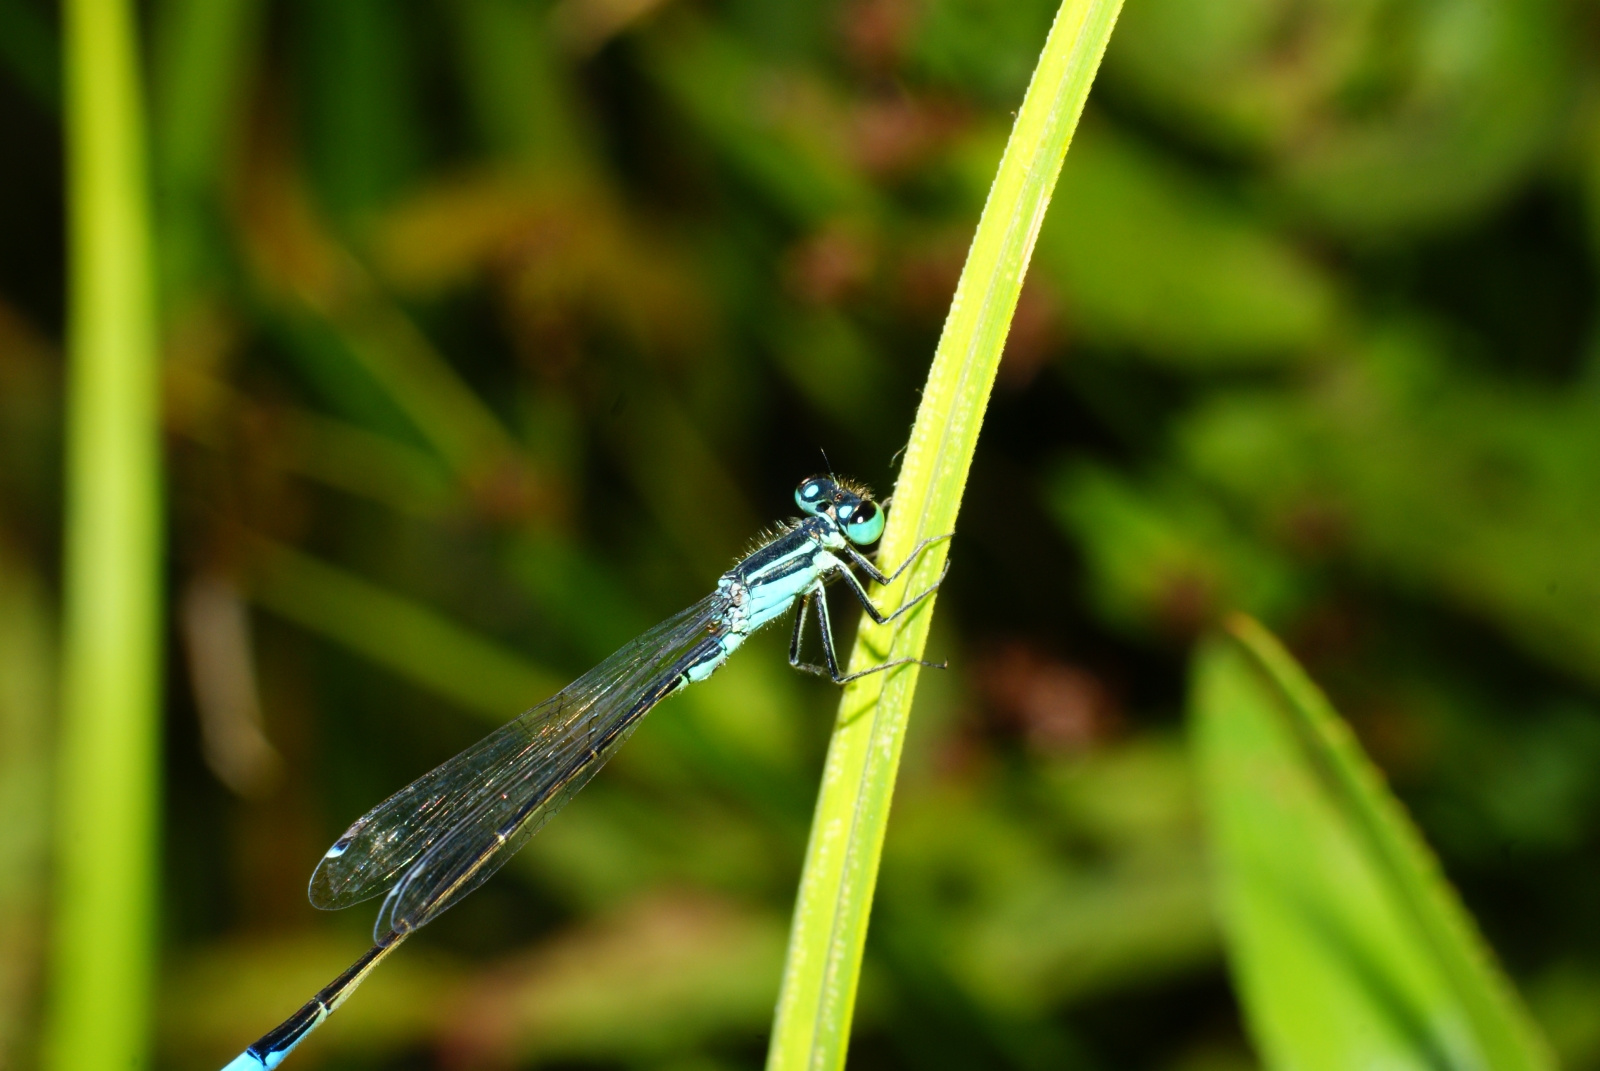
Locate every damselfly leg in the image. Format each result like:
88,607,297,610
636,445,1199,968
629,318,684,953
841,533,953,588
788,534,952,684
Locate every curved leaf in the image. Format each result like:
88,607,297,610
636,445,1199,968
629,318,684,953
1192,615,1552,1071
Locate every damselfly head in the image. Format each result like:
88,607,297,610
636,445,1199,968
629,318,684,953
795,475,885,545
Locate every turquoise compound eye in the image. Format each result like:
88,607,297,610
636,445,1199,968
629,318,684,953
844,501,884,544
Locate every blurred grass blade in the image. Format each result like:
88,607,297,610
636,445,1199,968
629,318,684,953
0,546,53,1067
47,0,165,1068
765,2,1124,1068
450,0,585,164
237,149,530,491
1192,615,1553,1071
248,539,560,722
647,23,872,224
152,0,263,305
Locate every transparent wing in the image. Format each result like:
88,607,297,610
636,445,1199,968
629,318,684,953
309,595,723,926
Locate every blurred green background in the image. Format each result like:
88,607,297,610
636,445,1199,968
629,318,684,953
3,0,1600,1068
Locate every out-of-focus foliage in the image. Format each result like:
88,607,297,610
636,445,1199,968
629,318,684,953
0,0,1598,1067
1180,326,1600,687
1039,125,1342,365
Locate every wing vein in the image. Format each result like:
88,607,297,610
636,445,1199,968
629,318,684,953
308,594,725,937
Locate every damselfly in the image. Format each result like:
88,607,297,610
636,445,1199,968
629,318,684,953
221,474,949,1070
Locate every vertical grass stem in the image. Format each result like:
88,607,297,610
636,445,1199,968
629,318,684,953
46,1,165,1068
765,2,1124,1068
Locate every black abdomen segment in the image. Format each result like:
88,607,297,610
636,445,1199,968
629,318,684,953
244,937,396,1065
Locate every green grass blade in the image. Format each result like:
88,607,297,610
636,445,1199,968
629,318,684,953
241,187,528,489
152,0,263,305
765,2,1124,1067
46,1,165,1068
0,545,54,1068
1192,615,1553,1071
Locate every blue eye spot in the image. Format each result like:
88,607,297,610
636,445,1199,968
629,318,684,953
795,476,837,514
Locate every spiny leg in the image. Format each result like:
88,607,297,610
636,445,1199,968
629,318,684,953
788,592,814,672
836,556,949,626
844,532,952,587
787,588,835,680
789,581,945,684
